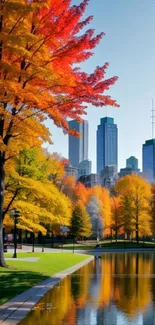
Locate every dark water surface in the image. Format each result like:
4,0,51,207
21,252,155,325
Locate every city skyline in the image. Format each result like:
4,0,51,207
47,113,154,174
67,117,155,185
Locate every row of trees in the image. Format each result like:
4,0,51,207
4,145,155,249
64,173,155,243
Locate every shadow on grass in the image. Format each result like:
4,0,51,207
0,268,47,305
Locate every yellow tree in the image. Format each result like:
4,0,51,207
115,175,151,242
4,147,72,249
111,196,123,241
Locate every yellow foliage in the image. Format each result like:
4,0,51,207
115,175,151,237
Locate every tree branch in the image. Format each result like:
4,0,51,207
3,189,19,218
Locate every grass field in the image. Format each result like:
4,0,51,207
60,240,155,250
0,252,90,306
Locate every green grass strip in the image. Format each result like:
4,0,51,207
0,252,89,305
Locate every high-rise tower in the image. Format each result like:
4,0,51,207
142,139,155,183
68,119,88,167
142,100,155,183
97,117,118,174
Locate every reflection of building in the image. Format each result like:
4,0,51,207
101,304,117,325
100,165,118,189
78,160,92,178
78,173,100,187
97,117,118,174
126,156,138,169
143,303,155,325
65,165,78,178
68,119,88,167
143,139,155,183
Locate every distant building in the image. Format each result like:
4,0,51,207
78,173,100,188
143,139,155,183
78,160,92,178
65,165,78,179
68,119,88,167
100,165,118,189
126,156,138,169
97,117,118,174
119,167,140,178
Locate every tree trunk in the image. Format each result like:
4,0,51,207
42,235,44,252
32,233,35,252
12,215,17,258
136,223,139,244
51,231,54,248
136,196,139,244
115,228,118,242
0,159,6,267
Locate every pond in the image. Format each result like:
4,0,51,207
20,252,155,325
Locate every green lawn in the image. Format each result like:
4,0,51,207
0,252,90,306
60,241,155,250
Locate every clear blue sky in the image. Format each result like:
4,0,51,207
45,0,155,172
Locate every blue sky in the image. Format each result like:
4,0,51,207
45,0,155,172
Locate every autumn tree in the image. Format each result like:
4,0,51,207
75,182,92,205
91,186,111,235
0,0,118,266
62,175,77,201
111,196,123,241
115,175,151,243
70,201,92,239
86,196,103,241
4,147,72,250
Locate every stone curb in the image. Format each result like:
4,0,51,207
0,256,93,325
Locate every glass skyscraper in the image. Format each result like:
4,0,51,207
68,119,88,167
143,139,155,183
97,117,118,174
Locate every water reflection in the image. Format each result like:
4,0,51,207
21,253,155,325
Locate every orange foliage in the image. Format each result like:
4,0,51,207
75,182,92,205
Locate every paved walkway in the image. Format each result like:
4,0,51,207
0,256,93,325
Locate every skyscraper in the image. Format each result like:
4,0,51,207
68,119,88,167
97,117,118,174
126,156,138,169
78,159,92,178
142,139,155,183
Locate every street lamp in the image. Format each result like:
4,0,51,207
10,209,20,258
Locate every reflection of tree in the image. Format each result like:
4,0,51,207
112,253,152,316
21,253,154,325
97,253,152,318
